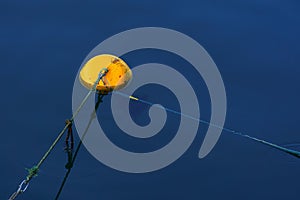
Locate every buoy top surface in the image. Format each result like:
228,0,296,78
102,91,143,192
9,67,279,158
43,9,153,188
79,54,132,93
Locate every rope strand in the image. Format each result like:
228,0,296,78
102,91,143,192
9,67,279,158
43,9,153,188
55,93,105,200
114,91,300,159
8,68,108,200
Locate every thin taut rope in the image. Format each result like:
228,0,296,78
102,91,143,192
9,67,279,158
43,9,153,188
114,90,300,159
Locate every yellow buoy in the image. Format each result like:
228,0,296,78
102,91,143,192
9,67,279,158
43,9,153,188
79,54,132,93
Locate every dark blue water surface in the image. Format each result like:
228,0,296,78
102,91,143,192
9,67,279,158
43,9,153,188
1,1,300,199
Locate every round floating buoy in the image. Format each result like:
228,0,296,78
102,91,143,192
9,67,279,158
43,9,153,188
79,54,132,93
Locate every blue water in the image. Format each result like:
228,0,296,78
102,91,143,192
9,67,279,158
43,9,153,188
1,0,300,199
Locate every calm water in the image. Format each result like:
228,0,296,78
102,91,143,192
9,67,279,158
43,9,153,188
1,1,300,199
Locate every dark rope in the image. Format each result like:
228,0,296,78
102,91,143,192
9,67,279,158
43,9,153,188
55,93,105,200
65,119,74,151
